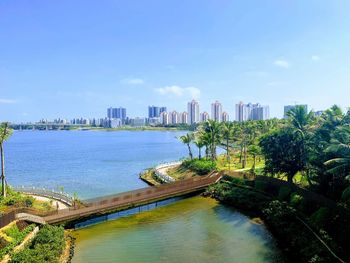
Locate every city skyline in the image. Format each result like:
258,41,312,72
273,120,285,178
2,1,350,122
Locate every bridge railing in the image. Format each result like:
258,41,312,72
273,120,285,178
12,186,74,206
44,174,221,221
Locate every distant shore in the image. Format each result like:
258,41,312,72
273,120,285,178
12,126,192,132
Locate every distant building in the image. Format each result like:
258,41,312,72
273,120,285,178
222,112,229,122
211,101,222,122
130,117,146,127
110,118,122,128
180,112,188,124
200,112,210,122
170,111,179,124
160,112,169,125
187,100,200,124
252,105,269,120
236,102,269,121
107,107,127,124
148,117,161,125
284,104,308,118
148,106,167,118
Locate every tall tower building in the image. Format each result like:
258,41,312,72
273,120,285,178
200,112,210,122
211,101,222,122
236,102,269,121
222,112,229,122
187,100,200,125
235,101,245,122
148,106,167,118
180,112,188,124
160,112,169,125
170,111,179,124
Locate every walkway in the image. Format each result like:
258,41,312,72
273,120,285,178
43,173,222,225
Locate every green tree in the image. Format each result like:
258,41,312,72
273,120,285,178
260,128,305,184
193,136,205,159
202,120,221,161
179,133,194,160
0,122,13,197
324,125,350,196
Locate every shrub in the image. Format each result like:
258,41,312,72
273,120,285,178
182,159,217,175
290,192,303,207
10,225,65,263
254,180,268,192
278,185,292,201
310,207,331,229
24,197,34,207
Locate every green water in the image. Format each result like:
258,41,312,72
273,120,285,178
72,196,283,263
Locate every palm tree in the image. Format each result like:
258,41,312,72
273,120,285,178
193,137,205,159
324,125,350,183
203,120,221,161
221,122,234,162
179,133,194,160
0,122,13,198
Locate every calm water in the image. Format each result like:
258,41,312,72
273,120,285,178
73,196,283,263
6,130,187,198
6,131,283,263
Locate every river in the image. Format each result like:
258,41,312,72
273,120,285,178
6,130,283,263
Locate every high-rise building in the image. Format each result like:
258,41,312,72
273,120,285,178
187,100,200,124
222,112,229,122
148,106,167,118
170,111,179,124
236,102,270,121
160,112,169,125
180,112,188,124
284,104,308,118
251,104,270,120
200,112,210,122
107,107,127,123
211,101,222,122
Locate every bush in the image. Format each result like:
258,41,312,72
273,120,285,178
10,225,65,263
182,159,217,175
254,180,268,192
24,197,34,207
278,185,292,201
290,192,303,207
310,207,331,229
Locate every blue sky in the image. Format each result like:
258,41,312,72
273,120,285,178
1,0,350,122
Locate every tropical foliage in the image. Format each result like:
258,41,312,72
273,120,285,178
179,105,350,202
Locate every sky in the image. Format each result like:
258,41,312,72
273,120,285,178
1,0,350,122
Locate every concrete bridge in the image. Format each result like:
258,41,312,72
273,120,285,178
43,173,222,226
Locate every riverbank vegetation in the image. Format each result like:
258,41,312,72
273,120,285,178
179,105,350,262
0,221,35,260
0,187,54,213
10,225,65,263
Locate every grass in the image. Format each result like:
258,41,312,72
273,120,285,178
0,187,54,213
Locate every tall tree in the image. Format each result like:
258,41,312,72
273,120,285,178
0,122,13,197
202,120,221,161
260,128,305,184
179,133,194,160
324,125,350,197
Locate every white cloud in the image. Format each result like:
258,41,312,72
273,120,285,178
274,59,290,68
0,98,16,104
155,85,201,99
311,55,320,61
121,78,144,85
